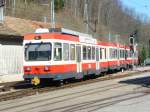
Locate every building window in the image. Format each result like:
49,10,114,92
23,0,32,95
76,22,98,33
63,43,69,61
70,44,75,60
54,43,62,61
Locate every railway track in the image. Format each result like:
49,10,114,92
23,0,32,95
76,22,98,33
0,70,148,102
1,76,148,112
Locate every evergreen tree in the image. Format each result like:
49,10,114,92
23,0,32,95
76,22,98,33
54,0,64,11
140,46,147,63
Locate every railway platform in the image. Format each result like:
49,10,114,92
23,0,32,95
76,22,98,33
0,74,23,83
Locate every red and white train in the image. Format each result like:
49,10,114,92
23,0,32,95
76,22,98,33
23,28,138,85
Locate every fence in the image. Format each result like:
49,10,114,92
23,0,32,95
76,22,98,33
0,45,23,76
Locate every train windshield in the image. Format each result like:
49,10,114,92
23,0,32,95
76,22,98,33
25,43,52,61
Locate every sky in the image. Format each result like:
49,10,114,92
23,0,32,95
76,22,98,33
121,0,150,20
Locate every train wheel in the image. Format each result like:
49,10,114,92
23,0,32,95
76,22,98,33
55,80,64,86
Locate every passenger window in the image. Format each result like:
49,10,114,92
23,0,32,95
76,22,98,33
100,48,102,59
70,44,75,60
115,49,118,59
105,48,107,59
109,48,112,59
92,47,95,60
120,50,122,58
63,43,69,61
87,46,91,60
54,43,62,61
83,45,87,60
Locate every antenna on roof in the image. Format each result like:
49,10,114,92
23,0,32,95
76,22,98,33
51,0,55,29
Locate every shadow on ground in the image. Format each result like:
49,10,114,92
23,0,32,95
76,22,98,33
119,76,150,88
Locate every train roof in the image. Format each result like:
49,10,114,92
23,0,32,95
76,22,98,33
24,28,97,44
24,28,129,47
34,28,92,37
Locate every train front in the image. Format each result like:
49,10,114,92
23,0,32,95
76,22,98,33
23,30,53,85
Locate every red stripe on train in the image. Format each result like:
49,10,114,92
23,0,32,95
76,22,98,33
24,33,79,42
82,63,96,71
24,64,77,75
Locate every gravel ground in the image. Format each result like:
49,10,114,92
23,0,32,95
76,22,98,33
0,72,150,112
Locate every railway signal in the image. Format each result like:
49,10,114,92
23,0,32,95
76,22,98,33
129,34,135,52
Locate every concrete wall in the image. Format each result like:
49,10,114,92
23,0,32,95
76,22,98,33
0,45,23,83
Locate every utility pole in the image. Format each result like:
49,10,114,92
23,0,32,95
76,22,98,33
108,31,111,42
51,0,55,29
84,0,89,34
74,0,78,17
25,0,27,5
12,0,15,16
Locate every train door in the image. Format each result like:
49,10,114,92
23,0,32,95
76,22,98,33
76,45,82,78
96,47,100,75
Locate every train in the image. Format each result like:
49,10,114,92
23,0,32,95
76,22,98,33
23,28,138,85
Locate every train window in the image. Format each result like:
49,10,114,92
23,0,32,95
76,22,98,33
92,47,95,60
83,45,87,60
109,48,112,59
125,50,128,59
96,47,99,61
105,48,107,59
99,48,102,59
25,43,52,61
120,49,125,58
70,44,75,60
54,43,62,61
123,50,125,58
63,43,69,61
120,50,122,58
114,49,117,59
117,49,119,59
87,46,91,60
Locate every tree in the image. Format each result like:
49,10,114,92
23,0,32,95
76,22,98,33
140,46,147,63
54,0,64,11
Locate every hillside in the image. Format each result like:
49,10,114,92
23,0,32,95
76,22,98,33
4,0,150,48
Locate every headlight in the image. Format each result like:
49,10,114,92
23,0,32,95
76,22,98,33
44,66,49,71
25,67,31,71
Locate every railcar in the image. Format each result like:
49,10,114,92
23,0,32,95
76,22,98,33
23,28,138,85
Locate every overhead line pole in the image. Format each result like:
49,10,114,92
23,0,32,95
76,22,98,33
84,0,89,34
51,0,55,29
12,0,15,16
